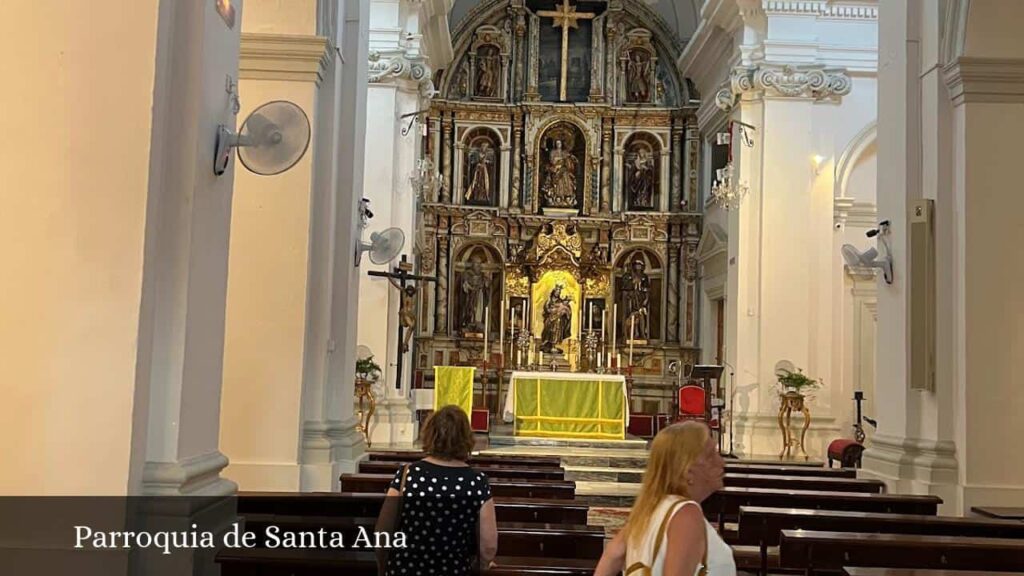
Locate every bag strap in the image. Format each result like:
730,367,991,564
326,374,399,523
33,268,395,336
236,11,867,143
394,464,410,530
644,500,710,575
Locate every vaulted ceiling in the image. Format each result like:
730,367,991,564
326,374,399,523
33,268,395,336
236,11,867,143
449,0,702,44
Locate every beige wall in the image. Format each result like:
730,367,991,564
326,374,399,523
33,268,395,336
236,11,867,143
220,75,317,490
0,0,163,494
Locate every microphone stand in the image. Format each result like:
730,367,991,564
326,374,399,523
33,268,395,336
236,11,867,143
721,361,737,458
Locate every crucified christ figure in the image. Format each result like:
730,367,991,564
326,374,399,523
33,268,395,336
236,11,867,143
389,278,419,353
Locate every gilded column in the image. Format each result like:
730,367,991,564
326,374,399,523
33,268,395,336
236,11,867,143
441,116,453,203
667,237,680,342
589,14,605,102
525,13,540,101
683,228,700,346
511,116,522,211
600,123,612,213
435,231,450,335
671,126,683,210
684,116,699,210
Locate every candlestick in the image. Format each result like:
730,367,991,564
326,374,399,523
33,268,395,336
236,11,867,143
611,303,617,355
483,306,490,356
589,302,594,331
499,300,505,360
629,315,635,367
616,353,622,370
539,350,544,367
510,307,516,360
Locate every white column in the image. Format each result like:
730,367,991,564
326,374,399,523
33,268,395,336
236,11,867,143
299,0,372,491
219,6,330,491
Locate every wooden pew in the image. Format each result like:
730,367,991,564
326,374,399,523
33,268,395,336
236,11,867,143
340,473,576,500
779,530,1024,574
359,460,565,481
239,513,604,560
703,487,942,531
726,464,857,478
724,473,885,493
368,451,563,468
217,548,597,576
737,506,1024,574
237,492,590,525
844,570,1024,576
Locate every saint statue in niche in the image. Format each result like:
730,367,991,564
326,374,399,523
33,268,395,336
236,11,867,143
621,257,650,340
541,283,573,353
628,146,655,208
626,50,652,103
464,140,495,204
541,139,579,207
476,46,500,98
459,257,491,333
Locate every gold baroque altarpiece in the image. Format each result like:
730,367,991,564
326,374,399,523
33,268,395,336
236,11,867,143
411,0,707,416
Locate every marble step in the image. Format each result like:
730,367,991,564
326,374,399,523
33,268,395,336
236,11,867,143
564,465,645,483
486,434,648,450
575,480,639,507
477,445,651,469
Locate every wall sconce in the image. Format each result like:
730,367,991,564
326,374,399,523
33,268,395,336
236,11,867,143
811,154,826,175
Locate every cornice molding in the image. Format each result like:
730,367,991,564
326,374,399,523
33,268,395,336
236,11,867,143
716,63,852,110
368,50,436,98
763,1,878,20
944,56,1024,106
240,33,330,86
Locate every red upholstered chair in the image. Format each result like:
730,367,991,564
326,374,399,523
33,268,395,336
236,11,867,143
827,438,865,468
677,384,707,422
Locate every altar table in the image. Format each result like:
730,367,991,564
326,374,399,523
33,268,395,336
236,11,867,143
502,371,629,440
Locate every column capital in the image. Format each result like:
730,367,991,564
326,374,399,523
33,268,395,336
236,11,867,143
716,63,852,110
368,50,436,98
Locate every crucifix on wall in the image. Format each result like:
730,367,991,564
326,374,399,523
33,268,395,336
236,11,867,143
537,0,595,102
367,255,437,390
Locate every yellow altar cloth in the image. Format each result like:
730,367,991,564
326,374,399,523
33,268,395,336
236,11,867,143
433,366,475,416
503,372,628,440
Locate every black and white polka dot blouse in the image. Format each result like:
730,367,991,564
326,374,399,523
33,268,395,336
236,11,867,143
385,460,493,576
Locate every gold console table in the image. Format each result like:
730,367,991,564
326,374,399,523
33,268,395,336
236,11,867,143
778,391,810,458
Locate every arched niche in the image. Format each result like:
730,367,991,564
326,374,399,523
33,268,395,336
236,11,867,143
623,132,661,211
536,120,587,213
614,248,664,342
452,243,504,339
461,127,502,207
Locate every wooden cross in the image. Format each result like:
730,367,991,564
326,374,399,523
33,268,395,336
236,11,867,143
367,255,436,391
537,0,595,101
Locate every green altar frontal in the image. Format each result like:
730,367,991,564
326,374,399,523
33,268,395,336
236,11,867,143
504,372,628,440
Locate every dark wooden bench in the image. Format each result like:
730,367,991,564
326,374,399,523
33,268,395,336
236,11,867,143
359,460,565,481
972,506,1024,520
237,492,590,524
340,473,576,500
239,513,604,560
724,473,885,493
368,451,563,468
703,487,942,531
217,548,597,576
844,570,1024,576
725,464,857,478
779,530,1024,574
737,506,1024,574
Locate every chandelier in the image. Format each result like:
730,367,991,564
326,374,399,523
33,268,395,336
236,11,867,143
709,120,755,211
710,161,749,211
409,157,445,202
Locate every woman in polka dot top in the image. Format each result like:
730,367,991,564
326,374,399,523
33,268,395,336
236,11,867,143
376,405,498,575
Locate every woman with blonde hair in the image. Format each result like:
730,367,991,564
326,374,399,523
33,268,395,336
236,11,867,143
594,421,735,576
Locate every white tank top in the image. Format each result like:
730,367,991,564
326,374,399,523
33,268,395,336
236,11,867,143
623,495,736,576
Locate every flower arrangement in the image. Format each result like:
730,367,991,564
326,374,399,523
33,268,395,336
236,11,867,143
356,355,382,383
775,367,820,395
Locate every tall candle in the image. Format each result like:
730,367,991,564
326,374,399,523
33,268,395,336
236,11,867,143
589,303,594,331
601,309,606,341
616,353,622,369
539,350,544,367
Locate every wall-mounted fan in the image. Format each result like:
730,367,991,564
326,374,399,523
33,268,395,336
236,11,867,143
356,228,405,266
214,100,311,176
841,221,893,284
